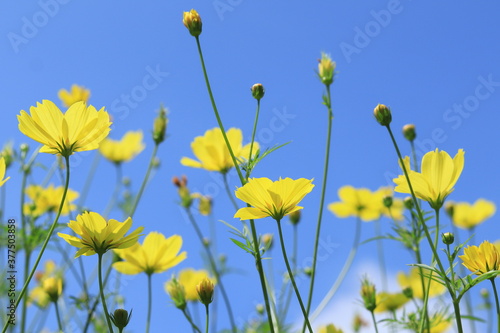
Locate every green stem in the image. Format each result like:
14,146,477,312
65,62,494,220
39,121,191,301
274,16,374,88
2,155,70,333
222,173,239,211
491,278,500,333
194,35,274,333
414,244,430,332
310,217,362,322
276,219,313,333
19,165,30,333
103,163,122,218
204,304,209,333
129,144,159,217
410,141,419,172
146,273,152,333
182,308,202,333
245,98,261,179
54,301,63,332
186,208,237,333
77,152,101,209
374,219,388,291
371,311,380,333
303,84,333,333
98,253,114,333
281,223,298,320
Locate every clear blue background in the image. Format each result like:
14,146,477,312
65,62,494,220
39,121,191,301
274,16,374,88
1,1,500,332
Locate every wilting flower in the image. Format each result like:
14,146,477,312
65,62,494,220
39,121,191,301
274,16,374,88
234,177,314,221
397,268,445,299
58,212,143,258
24,184,79,217
448,199,496,229
181,127,259,173
318,323,343,333
317,53,335,86
0,157,10,187
328,186,382,222
18,100,112,157
58,84,91,108
113,232,186,275
393,149,464,209
374,292,409,313
99,130,145,164
177,269,216,301
183,9,202,37
459,240,500,275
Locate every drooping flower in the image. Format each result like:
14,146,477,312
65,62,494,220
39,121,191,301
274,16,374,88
234,177,314,221
397,267,445,299
24,184,79,217
113,232,186,275
58,84,91,108
181,128,259,173
448,199,496,229
459,240,500,275
374,292,409,313
328,186,381,222
0,157,10,187
18,100,112,157
58,212,143,258
99,130,145,164
393,149,464,209
177,269,216,302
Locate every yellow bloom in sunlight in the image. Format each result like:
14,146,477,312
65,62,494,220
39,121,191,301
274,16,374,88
57,212,144,258
181,127,259,173
459,240,500,275
42,276,63,302
99,130,145,163
374,292,409,313
0,157,10,187
24,184,79,217
177,269,216,301
328,186,381,222
393,149,464,209
18,100,112,157
113,232,186,275
449,199,496,229
397,267,445,299
234,177,314,221
317,323,343,333
58,84,91,108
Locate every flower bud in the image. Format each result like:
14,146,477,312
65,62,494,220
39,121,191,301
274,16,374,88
318,53,335,86
20,143,29,160
442,232,454,245
203,237,211,247
402,124,416,141
261,233,273,250
251,83,265,100
403,197,414,210
42,277,63,303
256,303,265,315
382,196,393,208
1,142,15,168
110,308,132,330
196,277,215,305
402,287,413,299
373,104,392,126
153,105,168,145
360,277,377,312
444,202,454,218
183,9,202,37
198,195,212,216
166,278,187,310
303,266,313,277
289,210,301,225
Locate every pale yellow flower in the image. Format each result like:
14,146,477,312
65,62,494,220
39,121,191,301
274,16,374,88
374,187,405,221
328,186,381,222
24,184,79,217
99,130,145,163
181,127,258,173
397,267,445,299
234,177,314,221
393,149,464,209
459,241,500,275
58,84,91,108
58,212,143,258
374,292,409,313
317,323,343,333
177,269,216,301
42,276,63,302
449,199,496,229
18,100,111,157
113,232,186,275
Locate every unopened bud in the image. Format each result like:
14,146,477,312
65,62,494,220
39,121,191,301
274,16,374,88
183,9,202,37
198,195,212,216
261,233,273,250
153,105,168,145
360,277,377,312
256,303,265,315
403,197,414,210
197,277,215,305
373,104,392,126
442,232,454,245
251,83,265,100
402,287,413,299
166,278,187,310
382,196,393,208
289,210,301,225
318,53,335,86
444,202,454,218
402,124,416,141
304,267,313,277
110,309,132,330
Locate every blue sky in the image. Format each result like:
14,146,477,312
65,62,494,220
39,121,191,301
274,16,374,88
1,1,500,332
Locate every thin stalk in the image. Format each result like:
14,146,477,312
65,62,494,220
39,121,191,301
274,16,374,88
280,223,298,320
103,163,123,218
370,311,380,333
414,244,430,331
204,305,209,333
54,301,63,332
276,219,313,333
310,217,362,322
245,98,261,179
194,35,274,332
303,84,333,333
2,155,70,333
374,219,388,291
98,253,114,333
146,274,152,333
77,152,101,209
129,144,159,217
19,165,31,333
182,308,202,333
222,173,239,211
490,278,500,333
410,141,419,172
185,208,237,333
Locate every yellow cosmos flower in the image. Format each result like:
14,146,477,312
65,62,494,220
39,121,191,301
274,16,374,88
113,232,186,275
57,212,143,258
0,157,10,187
29,260,62,308
449,199,496,229
234,177,314,221
181,127,259,173
177,269,216,301
42,276,63,302
328,186,381,222
18,100,112,157
393,149,464,209
374,292,409,313
397,268,445,299
317,323,343,333
99,130,145,163
459,240,500,275
58,84,91,108
24,184,79,217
